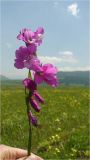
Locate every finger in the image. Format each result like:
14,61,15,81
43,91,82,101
12,148,27,158
17,157,27,160
17,153,44,160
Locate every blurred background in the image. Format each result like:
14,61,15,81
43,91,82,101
0,0,90,159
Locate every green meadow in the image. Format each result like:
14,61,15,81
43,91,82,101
1,85,90,159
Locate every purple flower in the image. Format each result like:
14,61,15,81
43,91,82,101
34,27,44,46
14,46,40,70
34,91,44,104
23,78,37,91
36,27,44,34
17,28,35,44
29,111,38,127
17,27,44,46
28,43,37,54
30,99,40,112
34,64,59,87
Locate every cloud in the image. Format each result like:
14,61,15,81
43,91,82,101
59,51,78,63
67,3,79,17
39,56,61,64
39,51,78,65
58,66,90,71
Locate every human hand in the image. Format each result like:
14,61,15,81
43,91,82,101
0,145,43,160
17,153,44,160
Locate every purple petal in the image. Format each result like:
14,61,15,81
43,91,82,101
36,27,44,34
14,46,39,70
24,29,34,42
44,75,59,87
43,64,58,74
14,59,24,69
17,34,24,41
34,73,43,84
28,44,37,55
23,78,37,91
17,27,44,46
29,111,38,127
34,91,44,104
28,57,41,71
30,99,40,112
15,46,31,60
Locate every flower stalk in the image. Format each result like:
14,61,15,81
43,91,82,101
25,93,32,155
14,26,59,155
25,70,32,155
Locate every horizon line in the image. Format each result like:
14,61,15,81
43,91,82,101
0,70,90,80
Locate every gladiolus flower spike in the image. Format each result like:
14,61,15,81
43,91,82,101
14,26,59,155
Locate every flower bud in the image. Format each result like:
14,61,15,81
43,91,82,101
30,99,40,112
34,91,44,104
23,78,37,91
29,111,38,127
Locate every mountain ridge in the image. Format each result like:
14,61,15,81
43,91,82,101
0,75,9,81
0,71,90,86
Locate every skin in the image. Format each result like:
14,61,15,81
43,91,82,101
0,145,43,160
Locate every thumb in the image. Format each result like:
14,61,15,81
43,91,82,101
13,148,27,158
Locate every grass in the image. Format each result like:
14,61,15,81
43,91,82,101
1,85,90,159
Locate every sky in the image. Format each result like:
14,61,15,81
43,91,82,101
1,0,90,79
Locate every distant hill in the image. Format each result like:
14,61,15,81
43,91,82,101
58,71,89,86
0,75,9,81
0,75,22,86
0,71,90,86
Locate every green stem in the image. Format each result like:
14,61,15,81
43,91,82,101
25,70,32,156
28,92,32,156
28,119,32,155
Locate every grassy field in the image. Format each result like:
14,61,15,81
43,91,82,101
1,85,90,159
